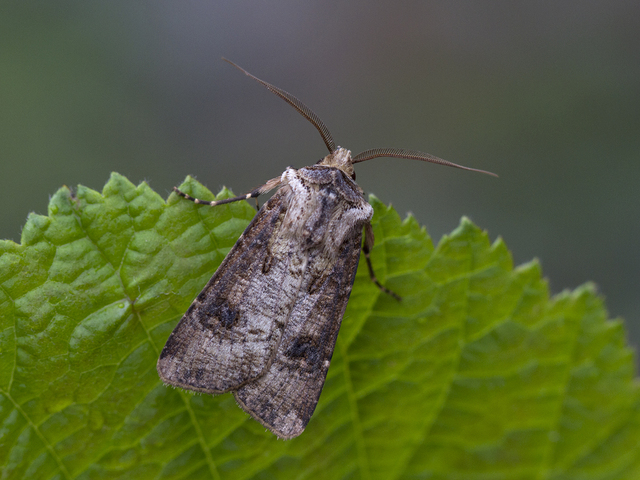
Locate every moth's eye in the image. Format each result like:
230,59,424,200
351,172,356,180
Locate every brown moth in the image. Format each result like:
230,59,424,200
157,59,496,439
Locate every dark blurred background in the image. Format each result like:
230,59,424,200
1,2,638,350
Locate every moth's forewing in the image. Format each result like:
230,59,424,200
157,191,293,393
234,230,363,439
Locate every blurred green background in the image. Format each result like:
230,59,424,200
1,2,638,352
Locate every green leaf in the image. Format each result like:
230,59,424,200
1,172,638,480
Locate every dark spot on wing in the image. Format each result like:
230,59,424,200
203,299,239,329
285,336,321,367
218,304,239,329
262,252,274,274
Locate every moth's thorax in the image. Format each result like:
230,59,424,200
317,147,355,178
279,160,373,256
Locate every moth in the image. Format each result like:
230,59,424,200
157,59,496,439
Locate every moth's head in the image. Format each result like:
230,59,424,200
318,147,355,178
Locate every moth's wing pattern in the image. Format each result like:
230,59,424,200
234,217,363,439
158,189,306,393
159,165,373,438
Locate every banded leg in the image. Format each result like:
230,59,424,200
174,176,282,207
363,222,401,301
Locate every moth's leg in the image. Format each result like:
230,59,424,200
174,176,282,207
363,222,401,301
